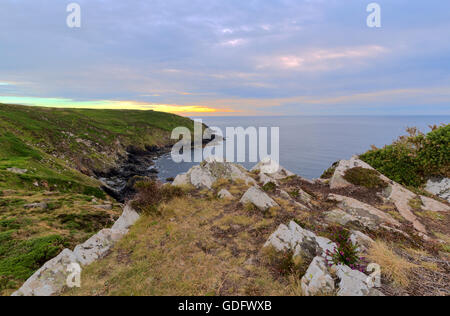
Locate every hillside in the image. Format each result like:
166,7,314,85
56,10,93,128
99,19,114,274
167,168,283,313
6,121,450,296
0,104,195,295
58,157,449,297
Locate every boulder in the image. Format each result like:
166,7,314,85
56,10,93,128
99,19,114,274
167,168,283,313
264,221,336,260
324,209,360,227
327,194,400,229
240,186,279,211
190,165,216,189
111,204,140,232
334,264,384,296
420,196,450,213
259,173,276,186
251,158,294,180
350,231,374,252
74,229,126,266
329,156,376,189
12,249,79,296
218,189,233,199
172,161,256,189
425,177,450,202
172,173,190,186
301,257,335,296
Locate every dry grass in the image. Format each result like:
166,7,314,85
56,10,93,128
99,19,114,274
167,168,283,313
367,241,417,287
64,191,309,296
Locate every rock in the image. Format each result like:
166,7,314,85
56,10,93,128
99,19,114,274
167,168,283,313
240,186,279,211
301,257,335,296
93,204,113,211
350,231,374,252
388,183,428,236
259,173,276,186
12,205,140,296
7,167,28,174
190,165,216,189
74,229,126,266
172,161,256,189
172,173,190,186
218,189,233,199
279,189,310,210
334,264,384,296
329,156,376,189
420,196,450,212
327,194,400,229
251,157,294,180
264,221,336,260
425,177,450,202
111,204,140,232
325,209,360,227
11,249,79,296
24,202,48,210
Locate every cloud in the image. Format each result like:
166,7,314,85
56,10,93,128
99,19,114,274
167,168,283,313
0,0,449,115
259,45,388,71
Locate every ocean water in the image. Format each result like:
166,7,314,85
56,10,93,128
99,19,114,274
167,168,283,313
155,116,449,181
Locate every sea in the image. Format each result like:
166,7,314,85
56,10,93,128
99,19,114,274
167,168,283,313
154,116,449,181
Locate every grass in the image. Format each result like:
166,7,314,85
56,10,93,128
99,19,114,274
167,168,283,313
64,184,313,296
366,241,417,287
0,103,195,295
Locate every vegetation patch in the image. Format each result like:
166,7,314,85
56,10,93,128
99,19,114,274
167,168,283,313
366,241,417,287
320,162,338,179
131,180,184,215
262,182,277,193
0,234,67,292
360,125,449,187
343,167,388,191
324,226,365,271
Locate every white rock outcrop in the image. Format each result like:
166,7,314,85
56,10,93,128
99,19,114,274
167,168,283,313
334,264,384,296
12,249,78,296
73,229,126,266
420,195,450,213
240,186,279,211
12,204,140,296
301,257,335,296
172,160,256,189
264,221,336,259
329,156,376,189
327,194,400,229
251,157,295,180
425,177,450,202
111,204,140,232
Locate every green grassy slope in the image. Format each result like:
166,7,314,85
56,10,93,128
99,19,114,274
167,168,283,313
0,103,195,295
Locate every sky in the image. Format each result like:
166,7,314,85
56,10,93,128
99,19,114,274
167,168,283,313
0,0,449,116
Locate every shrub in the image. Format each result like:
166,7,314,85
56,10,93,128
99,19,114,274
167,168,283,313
343,167,388,191
360,124,449,187
262,182,276,192
132,180,184,214
325,226,365,272
320,162,339,179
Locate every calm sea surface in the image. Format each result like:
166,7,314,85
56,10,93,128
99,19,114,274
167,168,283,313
155,116,449,181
